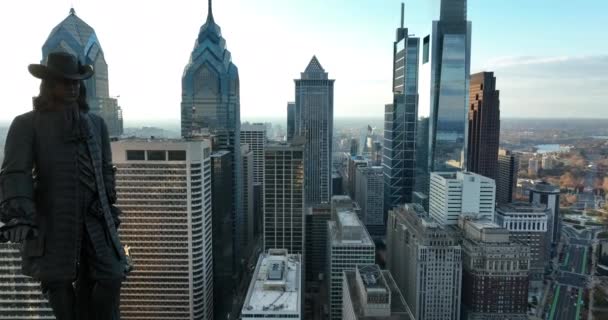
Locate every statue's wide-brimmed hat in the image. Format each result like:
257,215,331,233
28,51,94,80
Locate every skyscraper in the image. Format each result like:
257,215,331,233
383,3,420,214
263,140,305,254
240,123,266,185
42,8,123,136
416,0,472,198
528,181,560,256
429,171,496,225
495,202,549,291
355,166,385,238
287,102,296,142
295,56,334,205
112,139,214,320
496,149,519,204
210,150,235,319
181,0,245,267
459,216,530,320
305,204,332,284
386,204,462,320
242,144,255,250
468,72,500,180
328,210,375,320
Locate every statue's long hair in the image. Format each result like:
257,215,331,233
33,79,89,112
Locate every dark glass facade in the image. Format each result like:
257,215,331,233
383,5,420,216
287,102,295,142
181,2,245,270
42,8,123,136
468,72,500,180
295,57,334,205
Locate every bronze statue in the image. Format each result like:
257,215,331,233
0,51,127,320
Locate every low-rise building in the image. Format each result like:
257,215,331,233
241,249,302,319
342,265,414,320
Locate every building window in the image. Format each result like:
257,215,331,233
423,35,430,63
168,150,187,161
126,150,145,161
147,150,166,161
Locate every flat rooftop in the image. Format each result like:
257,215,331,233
242,251,301,315
344,267,414,320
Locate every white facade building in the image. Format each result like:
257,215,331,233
386,204,463,320
241,249,302,319
327,211,375,320
429,171,496,225
112,139,214,320
240,123,266,185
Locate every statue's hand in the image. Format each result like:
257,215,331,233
1,225,38,243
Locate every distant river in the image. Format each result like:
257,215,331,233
535,144,569,154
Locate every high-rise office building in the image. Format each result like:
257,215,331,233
386,204,462,320
496,149,519,204
327,210,375,320
350,138,360,156
415,0,472,201
459,216,530,320
242,144,255,249
241,249,302,320
241,123,266,185
0,242,54,319
384,3,420,214
42,8,123,136
112,139,214,320
263,140,305,254
348,156,368,199
355,166,385,238
305,204,332,284
528,158,539,176
528,181,560,255
468,72,500,180
295,56,334,205
210,150,235,319
429,171,495,225
181,0,244,267
287,102,296,142
342,265,414,320
495,202,549,290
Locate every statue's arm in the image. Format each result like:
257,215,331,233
0,114,36,228
100,118,121,227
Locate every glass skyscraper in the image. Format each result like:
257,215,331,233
42,8,123,136
180,0,245,272
383,3,420,216
295,56,334,205
415,0,471,205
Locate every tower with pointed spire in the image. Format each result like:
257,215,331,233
181,2,241,319
295,56,334,205
42,8,123,137
383,3,420,223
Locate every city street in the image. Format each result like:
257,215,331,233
544,224,593,319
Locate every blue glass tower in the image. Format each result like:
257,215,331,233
383,3,420,217
295,56,334,205
42,8,123,136
180,0,244,291
415,0,471,205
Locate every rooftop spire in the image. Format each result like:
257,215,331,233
69,7,76,15
400,2,404,28
207,0,214,22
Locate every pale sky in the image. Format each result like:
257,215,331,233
0,0,606,125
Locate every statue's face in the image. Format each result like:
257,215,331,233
51,78,80,104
